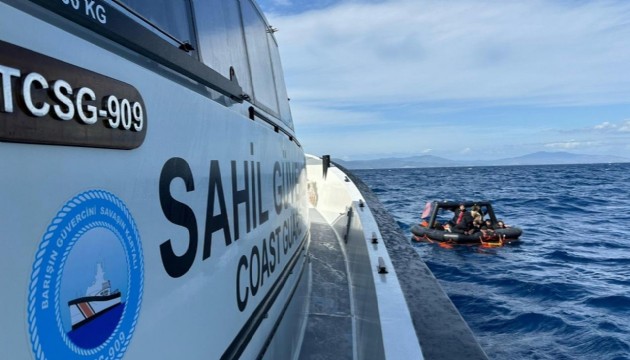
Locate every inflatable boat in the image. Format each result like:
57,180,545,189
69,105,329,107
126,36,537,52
411,201,522,246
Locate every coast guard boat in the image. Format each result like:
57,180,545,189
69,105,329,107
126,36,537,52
69,280,122,330
68,264,122,330
0,1,486,359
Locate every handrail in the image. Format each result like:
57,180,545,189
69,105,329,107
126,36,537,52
249,107,301,148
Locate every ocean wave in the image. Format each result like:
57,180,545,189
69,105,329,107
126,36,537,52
583,295,630,311
396,221,410,231
543,249,592,263
486,278,587,302
356,163,630,360
597,321,624,333
562,333,630,358
479,312,573,334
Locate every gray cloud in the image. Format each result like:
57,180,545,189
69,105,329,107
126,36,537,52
264,0,630,159
271,0,630,106
619,120,630,132
544,140,598,150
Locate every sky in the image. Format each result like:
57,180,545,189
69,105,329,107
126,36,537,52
257,0,630,161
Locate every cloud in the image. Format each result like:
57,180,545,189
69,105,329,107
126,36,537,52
262,0,630,159
593,119,630,132
544,140,597,149
270,0,630,107
594,121,617,130
289,102,384,128
421,148,433,153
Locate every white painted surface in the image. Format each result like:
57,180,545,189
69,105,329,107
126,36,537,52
306,155,423,359
0,2,309,359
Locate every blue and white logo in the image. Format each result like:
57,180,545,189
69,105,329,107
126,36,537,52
28,190,143,359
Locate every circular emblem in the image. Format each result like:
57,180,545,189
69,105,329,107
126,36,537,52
28,190,143,359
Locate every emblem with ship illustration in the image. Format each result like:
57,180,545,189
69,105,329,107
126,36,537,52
66,263,126,348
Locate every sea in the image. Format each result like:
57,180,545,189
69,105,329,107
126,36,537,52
353,162,630,360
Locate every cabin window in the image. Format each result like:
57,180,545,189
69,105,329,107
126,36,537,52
240,0,280,115
268,34,294,129
115,0,196,50
193,0,253,97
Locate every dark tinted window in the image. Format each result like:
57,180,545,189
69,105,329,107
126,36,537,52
241,0,279,115
117,0,195,46
194,0,252,96
269,34,293,128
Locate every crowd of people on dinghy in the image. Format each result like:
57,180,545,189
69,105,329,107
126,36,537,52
413,201,522,245
442,204,509,235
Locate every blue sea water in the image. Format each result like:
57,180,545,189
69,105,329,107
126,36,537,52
354,163,630,360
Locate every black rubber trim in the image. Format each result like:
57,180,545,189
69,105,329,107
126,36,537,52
67,292,121,305
254,237,310,360
26,0,245,101
249,107,301,148
221,232,308,360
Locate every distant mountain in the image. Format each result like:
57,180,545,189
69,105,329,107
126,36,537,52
491,151,630,166
334,151,630,169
